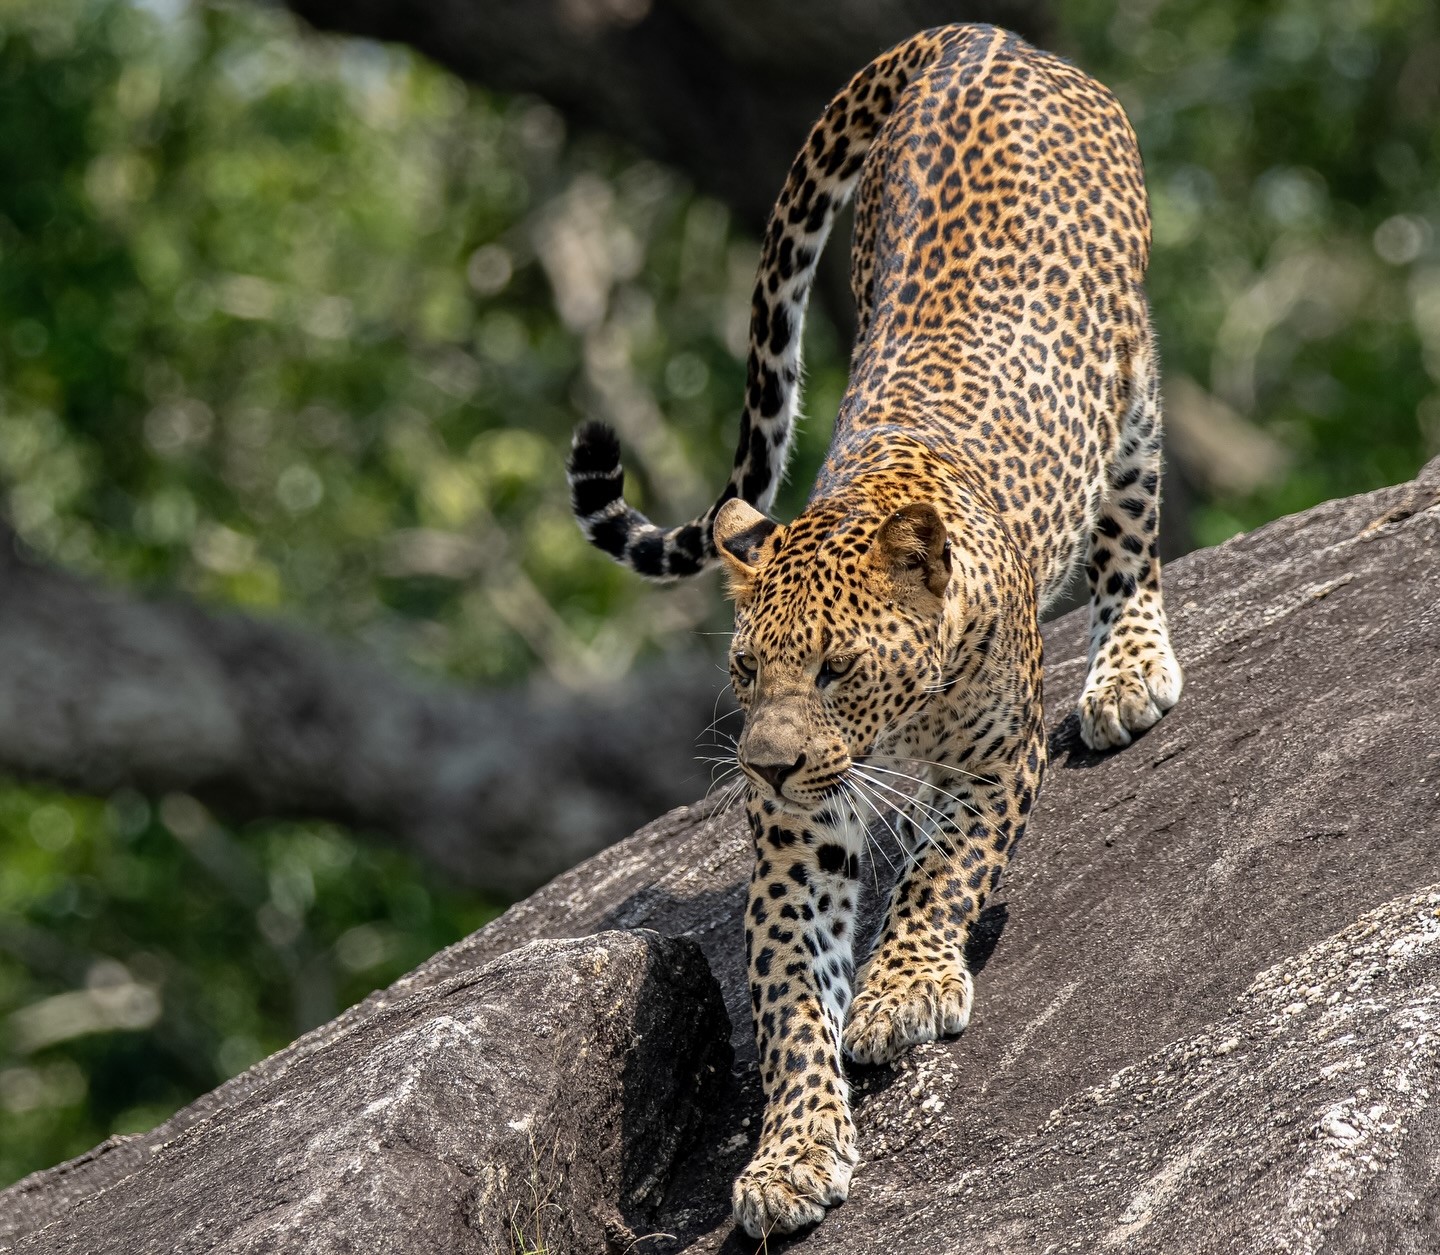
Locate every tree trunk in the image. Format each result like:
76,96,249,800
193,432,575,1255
282,0,1052,235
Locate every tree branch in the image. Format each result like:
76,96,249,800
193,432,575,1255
284,0,1050,232
0,530,735,895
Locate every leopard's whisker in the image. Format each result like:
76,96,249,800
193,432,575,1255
848,769,989,883
836,781,883,893
852,762,986,821
846,771,950,886
850,793,912,891
697,756,740,777
696,706,743,739
705,764,742,791
862,752,992,785
845,773,945,888
705,765,743,794
695,735,739,754
707,772,747,814
840,777,899,878
851,766,979,832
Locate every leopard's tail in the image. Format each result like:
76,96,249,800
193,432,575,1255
567,25,972,580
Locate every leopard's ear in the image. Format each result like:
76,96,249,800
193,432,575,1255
876,503,951,603
713,498,779,602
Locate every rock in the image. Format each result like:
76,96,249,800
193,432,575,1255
0,932,730,1254
794,886,1440,1254
2,457,1438,1252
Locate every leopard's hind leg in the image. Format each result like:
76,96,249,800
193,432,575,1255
1078,341,1183,750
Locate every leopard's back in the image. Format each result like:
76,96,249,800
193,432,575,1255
831,27,1156,605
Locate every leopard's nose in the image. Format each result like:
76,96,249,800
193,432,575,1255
745,753,806,793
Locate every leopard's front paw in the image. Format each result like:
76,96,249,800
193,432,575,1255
1079,642,1183,751
731,1130,857,1238
843,966,973,1065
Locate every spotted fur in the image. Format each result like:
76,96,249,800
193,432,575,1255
568,23,1183,1237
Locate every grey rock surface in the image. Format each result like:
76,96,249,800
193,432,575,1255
3,456,1438,1252
1,932,729,1254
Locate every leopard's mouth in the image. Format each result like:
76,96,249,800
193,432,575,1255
764,781,842,814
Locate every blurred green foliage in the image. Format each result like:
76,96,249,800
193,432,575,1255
0,0,789,682
1066,0,1440,541
0,0,1436,1188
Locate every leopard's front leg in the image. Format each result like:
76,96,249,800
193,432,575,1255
844,721,1044,1065
732,798,864,1239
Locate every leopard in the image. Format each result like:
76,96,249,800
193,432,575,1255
565,23,1183,1238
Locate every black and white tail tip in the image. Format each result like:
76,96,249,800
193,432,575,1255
566,420,713,580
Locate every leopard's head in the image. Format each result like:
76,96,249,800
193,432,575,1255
713,496,953,812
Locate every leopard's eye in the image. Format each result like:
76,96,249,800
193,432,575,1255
817,656,855,688
732,651,757,687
